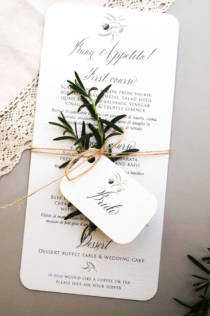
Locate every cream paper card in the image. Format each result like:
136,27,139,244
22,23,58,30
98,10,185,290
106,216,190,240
60,155,157,244
20,3,179,300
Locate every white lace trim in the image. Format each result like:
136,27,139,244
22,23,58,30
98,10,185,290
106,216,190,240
0,0,175,177
104,0,175,12
0,75,39,176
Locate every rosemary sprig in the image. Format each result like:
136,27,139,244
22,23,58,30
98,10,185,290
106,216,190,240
49,72,139,243
174,248,210,315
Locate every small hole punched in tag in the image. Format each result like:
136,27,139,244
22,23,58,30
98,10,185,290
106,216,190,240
60,155,157,244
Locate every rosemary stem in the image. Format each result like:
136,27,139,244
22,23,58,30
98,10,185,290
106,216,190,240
89,96,104,145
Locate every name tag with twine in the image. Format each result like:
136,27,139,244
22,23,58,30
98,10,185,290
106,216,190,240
60,154,157,244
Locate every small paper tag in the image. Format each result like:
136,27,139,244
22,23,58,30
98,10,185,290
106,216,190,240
60,155,157,244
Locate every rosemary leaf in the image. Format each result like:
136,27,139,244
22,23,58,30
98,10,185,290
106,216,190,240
64,210,81,220
74,71,85,90
101,119,123,133
187,255,210,274
53,136,75,141
59,160,71,169
88,123,102,148
104,114,126,133
95,84,112,105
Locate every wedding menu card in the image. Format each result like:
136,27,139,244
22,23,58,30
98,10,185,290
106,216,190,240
20,3,179,300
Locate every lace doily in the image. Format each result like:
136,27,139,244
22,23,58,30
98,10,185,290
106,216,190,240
0,0,175,177
0,75,39,176
104,0,175,12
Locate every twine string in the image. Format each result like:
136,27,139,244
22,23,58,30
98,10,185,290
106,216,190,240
0,129,170,210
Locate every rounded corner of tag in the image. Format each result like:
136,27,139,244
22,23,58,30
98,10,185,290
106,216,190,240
112,231,140,245
112,237,133,245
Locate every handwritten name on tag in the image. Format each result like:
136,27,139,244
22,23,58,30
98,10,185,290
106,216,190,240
60,155,157,244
